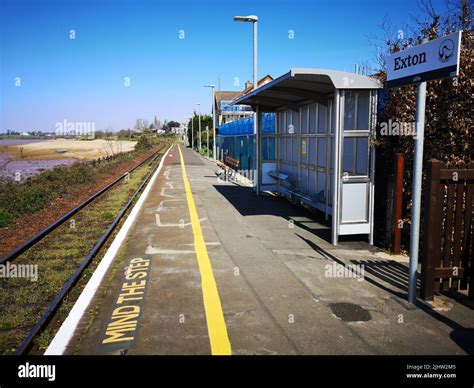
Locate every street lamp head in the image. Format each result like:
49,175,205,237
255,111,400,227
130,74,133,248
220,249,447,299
233,15,258,22
204,84,215,88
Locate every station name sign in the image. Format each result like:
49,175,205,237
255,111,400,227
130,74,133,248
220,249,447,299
387,31,462,88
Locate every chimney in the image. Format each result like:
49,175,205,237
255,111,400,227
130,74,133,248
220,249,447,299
245,80,252,90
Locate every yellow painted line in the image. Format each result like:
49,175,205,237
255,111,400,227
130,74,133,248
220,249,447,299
177,145,232,355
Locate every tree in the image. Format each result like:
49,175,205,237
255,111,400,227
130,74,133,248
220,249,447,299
134,119,150,133
369,0,473,247
153,116,161,131
117,128,135,138
166,121,181,131
187,113,213,150
161,120,182,133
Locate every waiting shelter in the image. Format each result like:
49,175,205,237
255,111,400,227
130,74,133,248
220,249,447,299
231,68,382,245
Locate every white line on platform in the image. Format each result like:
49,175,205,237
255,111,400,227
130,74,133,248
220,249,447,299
160,187,175,198
45,145,172,355
145,245,195,255
156,199,186,212
155,213,206,227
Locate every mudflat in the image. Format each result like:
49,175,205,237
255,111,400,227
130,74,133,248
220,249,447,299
0,139,137,161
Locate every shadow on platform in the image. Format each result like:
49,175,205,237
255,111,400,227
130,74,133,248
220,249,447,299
213,183,332,242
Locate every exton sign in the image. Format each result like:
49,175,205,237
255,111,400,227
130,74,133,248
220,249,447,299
387,31,462,88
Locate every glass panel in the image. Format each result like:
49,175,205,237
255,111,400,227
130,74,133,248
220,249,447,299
329,100,333,134
309,104,317,133
301,168,308,193
301,106,308,134
279,136,285,161
292,111,299,134
286,138,291,162
270,113,276,134
343,137,355,174
268,137,276,160
267,113,276,134
240,137,246,170
356,137,369,175
344,91,356,130
357,91,370,130
301,138,308,164
318,104,327,133
330,137,334,169
286,110,292,134
262,137,268,160
292,138,298,162
317,138,326,167
278,112,284,134
308,169,316,196
329,173,333,206
249,137,254,169
308,137,316,165
317,171,325,203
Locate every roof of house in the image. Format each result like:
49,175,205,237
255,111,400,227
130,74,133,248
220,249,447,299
214,75,275,108
239,75,274,97
215,91,242,103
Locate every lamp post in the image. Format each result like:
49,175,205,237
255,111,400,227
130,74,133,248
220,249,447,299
196,103,201,152
204,84,216,161
206,125,209,158
188,116,192,148
234,14,259,195
191,114,194,150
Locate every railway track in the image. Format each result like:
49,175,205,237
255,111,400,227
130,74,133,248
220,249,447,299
0,143,169,355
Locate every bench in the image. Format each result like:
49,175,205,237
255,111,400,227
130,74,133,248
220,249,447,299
225,156,240,170
216,155,240,181
268,171,312,203
287,188,313,204
268,170,289,181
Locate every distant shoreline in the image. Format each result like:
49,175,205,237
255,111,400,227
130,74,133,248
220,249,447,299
0,139,48,146
0,138,137,182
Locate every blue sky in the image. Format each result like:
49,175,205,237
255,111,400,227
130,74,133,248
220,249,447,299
0,0,449,132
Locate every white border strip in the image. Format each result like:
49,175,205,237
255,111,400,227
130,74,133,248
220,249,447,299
45,145,172,355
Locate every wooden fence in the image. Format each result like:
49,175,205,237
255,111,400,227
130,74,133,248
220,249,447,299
421,159,474,300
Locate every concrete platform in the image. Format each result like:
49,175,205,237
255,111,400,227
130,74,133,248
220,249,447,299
62,144,474,355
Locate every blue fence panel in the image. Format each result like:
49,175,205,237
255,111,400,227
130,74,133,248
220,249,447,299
218,113,275,137
217,113,275,173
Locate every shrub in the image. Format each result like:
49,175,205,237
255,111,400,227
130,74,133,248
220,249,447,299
0,208,13,228
135,135,157,150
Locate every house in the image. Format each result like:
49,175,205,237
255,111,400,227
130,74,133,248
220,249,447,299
214,75,273,126
171,124,187,135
